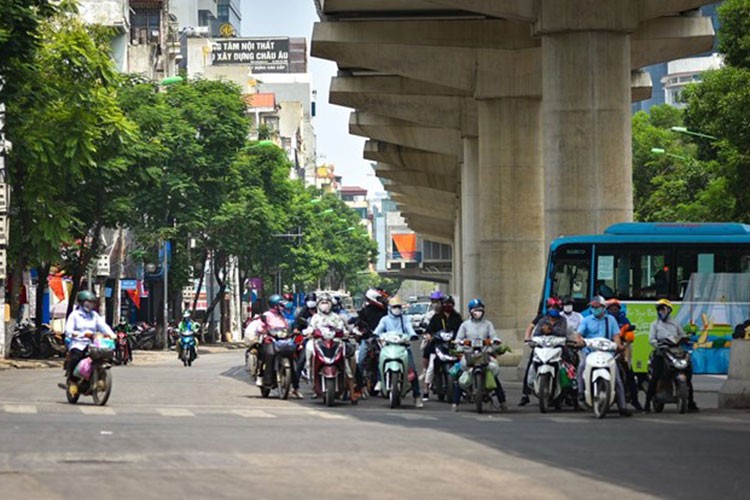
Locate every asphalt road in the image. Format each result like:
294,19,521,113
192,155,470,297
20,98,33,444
0,352,748,500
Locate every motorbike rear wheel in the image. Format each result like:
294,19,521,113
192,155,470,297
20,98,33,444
474,371,484,414
325,378,336,407
593,379,610,419
538,373,551,414
677,379,689,414
91,367,112,406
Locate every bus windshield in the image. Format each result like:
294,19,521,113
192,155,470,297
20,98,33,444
550,245,591,306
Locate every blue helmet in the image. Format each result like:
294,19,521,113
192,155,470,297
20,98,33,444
268,294,283,308
468,298,485,312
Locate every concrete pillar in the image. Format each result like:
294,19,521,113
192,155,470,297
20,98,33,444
478,98,544,358
453,203,463,309
541,12,635,242
460,136,479,307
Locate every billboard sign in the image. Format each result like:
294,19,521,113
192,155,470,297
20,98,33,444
211,38,290,73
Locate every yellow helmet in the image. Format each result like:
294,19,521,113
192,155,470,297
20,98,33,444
656,298,673,310
389,296,404,307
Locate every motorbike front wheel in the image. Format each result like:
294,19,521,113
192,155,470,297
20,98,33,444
91,368,112,406
324,378,336,407
538,373,551,414
278,361,292,400
388,372,401,409
593,379,610,419
474,371,485,414
66,379,80,404
677,379,689,414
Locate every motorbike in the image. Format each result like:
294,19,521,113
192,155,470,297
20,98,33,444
113,323,133,366
456,338,503,414
378,331,414,409
40,327,66,358
179,331,197,367
528,335,579,413
167,321,180,348
650,339,692,414
312,327,351,407
259,328,302,400
431,330,457,402
132,322,158,350
10,321,38,359
65,334,115,406
582,337,619,419
353,324,380,397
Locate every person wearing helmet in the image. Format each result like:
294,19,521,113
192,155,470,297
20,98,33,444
355,289,389,377
605,299,641,411
293,292,318,334
645,299,698,412
575,296,632,417
453,299,507,412
518,297,569,406
420,290,445,331
423,295,462,401
258,294,297,397
560,296,584,335
282,301,296,322
176,310,199,361
374,296,424,408
61,291,115,395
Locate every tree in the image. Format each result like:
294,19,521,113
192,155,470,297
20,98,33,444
717,0,750,69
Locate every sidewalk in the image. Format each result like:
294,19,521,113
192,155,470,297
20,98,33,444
0,342,246,371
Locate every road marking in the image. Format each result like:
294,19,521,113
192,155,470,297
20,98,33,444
698,415,750,425
232,409,276,419
100,431,113,435
157,408,195,417
306,410,347,420
79,406,116,416
546,417,588,424
386,412,438,421
473,415,513,423
637,417,683,425
3,405,37,414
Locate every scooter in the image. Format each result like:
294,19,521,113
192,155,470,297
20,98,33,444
378,331,413,409
10,321,38,359
312,327,351,407
651,338,692,414
431,330,457,402
179,332,197,367
457,338,503,414
40,327,66,358
65,334,115,406
133,322,158,350
582,337,619,419
528,335,578,413
114,323,133,366
259,328,300,400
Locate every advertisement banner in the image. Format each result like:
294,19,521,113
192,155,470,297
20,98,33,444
211,38,290,72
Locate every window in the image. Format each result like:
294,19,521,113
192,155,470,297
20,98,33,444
676,246,750,298
131,7,161,44
595,246,671,300
550,245,591,306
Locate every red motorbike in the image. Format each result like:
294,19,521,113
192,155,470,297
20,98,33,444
114,323,132,366
312,327,356,407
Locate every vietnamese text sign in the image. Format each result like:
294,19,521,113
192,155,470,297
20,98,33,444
211,38,290,72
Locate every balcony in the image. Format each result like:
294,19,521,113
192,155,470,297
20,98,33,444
78,0,129,32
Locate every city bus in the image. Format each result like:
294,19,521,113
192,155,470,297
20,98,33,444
542,223,750,374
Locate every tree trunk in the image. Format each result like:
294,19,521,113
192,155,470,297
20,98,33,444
191,249,208,315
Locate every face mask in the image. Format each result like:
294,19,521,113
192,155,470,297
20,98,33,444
563,305,573,314
319,303,332,314
471,310,484,320
391,307,402,317
592,307,605,318
548,309,560,318
82,302,93,313
658,308,671,321
443,304,454,314
306,301,317,309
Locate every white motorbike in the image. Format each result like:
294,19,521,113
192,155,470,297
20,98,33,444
528,335,568,413
582,337,619,419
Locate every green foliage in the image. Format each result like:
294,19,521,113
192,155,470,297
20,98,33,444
718,0,750,69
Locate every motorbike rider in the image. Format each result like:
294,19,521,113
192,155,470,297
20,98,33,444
356,288,389,383
282,300,296,322
293,292,317,380
259,294,302,399
519,298,568,406
606,299,643,411
423,295,462,401
453,298,507,412
644,299,698,412
374,296,424,408
561,296,584,334
305,292,358,402
575,296,632,417
176,310,198,360
60,291,114,396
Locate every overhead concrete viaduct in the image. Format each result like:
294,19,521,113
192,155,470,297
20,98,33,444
312,0,715,356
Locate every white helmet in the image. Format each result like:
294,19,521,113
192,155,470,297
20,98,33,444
365,288,380,303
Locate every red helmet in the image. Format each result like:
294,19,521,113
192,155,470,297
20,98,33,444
546,297,562,309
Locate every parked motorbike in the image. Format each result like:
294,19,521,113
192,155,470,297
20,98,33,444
65,334,115,406
431,330,457,402
114,323,133,366
167,321,180,348
378,331,413,409
582,337,619,419
313,326,350,407
179,331,197,367
259,328,302,400
528,335,579,413
650,339,692,414
40,327,66,358
456,338,503,414
132,322,158,350
10,321,38,359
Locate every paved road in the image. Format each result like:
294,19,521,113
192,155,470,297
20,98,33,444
0,352,748,500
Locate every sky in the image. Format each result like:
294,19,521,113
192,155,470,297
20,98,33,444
241,0,385,196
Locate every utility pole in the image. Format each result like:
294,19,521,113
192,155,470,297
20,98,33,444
0,81,8,358
162,239,168,350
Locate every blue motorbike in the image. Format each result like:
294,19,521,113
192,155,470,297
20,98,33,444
179,332,197,367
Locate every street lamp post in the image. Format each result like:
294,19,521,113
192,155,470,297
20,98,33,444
650,147,691,162
670,126,719,141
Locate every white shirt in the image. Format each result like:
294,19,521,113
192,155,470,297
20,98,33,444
64,307,114,351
